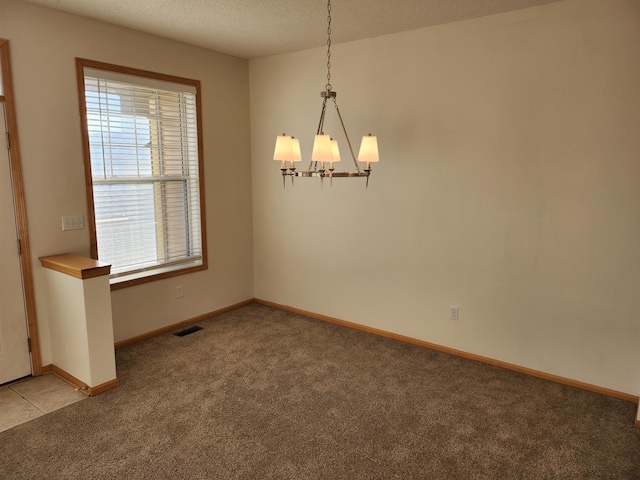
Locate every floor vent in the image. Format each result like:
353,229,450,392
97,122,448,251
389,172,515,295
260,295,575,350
173,325,203,337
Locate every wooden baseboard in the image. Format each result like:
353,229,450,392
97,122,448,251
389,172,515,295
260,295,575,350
255,299,640,406
87,379,119,396
43,364,118,396
114,298,255,349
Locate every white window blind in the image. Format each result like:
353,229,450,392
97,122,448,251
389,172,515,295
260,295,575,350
83,67,203,280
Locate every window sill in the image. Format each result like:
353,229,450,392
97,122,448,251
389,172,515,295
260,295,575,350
109,260,205,290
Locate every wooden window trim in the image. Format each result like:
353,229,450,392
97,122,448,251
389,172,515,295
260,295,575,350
75,58,208,290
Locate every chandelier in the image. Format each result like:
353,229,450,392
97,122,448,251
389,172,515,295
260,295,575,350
273,0,379,187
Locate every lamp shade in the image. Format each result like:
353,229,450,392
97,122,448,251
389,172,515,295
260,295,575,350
330,138,341,163
291,137,302,162
273,134,294,162
311,134,333,164
357,134,379,164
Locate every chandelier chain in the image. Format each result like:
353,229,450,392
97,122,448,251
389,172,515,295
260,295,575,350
326,0,332,91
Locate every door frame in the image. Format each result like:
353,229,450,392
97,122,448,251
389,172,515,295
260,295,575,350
0,38,42,376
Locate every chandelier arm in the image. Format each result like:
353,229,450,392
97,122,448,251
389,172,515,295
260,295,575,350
332,100,361,173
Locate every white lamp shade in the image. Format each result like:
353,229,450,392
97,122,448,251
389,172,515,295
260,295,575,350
311,134,333,163
291,137,301,162
357,134,379,164
273,134,295,161
330,139,341,163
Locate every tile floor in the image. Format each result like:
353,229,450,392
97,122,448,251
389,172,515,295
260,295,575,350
0,374,87,433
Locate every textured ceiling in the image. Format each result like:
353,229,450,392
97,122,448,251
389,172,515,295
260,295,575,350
21,0,564,59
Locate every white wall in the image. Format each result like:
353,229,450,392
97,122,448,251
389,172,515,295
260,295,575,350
250,0,640,395
42,269,116,387
0,0,254,361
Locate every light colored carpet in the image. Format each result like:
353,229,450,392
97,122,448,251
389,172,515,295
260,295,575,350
1,303,639,479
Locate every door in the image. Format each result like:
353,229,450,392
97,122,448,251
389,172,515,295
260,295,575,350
0,102,31,384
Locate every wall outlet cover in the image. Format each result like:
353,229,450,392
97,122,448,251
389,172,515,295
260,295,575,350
62,215,84,231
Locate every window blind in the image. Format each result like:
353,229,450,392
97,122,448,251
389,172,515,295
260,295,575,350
83,69,202,278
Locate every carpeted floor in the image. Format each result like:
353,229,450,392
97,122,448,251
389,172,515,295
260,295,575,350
1,303,639,479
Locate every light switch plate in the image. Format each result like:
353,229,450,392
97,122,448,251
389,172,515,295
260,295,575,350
62,215,84,231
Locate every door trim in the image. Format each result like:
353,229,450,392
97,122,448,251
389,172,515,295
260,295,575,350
0,38,42,376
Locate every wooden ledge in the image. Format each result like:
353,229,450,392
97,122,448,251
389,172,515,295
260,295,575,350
40,253,111,279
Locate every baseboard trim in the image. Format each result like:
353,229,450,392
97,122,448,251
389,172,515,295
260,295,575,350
255,299,640,406
87,379,119,396
45,364,86,394
42,364,118,396
114,299,255,349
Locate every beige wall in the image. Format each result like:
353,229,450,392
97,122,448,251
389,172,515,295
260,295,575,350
0,0,254,362
250,0,640,395
2,0,639,397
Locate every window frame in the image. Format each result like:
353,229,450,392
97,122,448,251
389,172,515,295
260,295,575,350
75,58,207,290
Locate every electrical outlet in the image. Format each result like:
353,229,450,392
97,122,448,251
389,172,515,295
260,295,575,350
449,306,459,320
62,215,84,231
176,285,183,298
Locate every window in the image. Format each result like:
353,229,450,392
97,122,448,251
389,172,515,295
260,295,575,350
76,59,206,288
